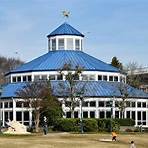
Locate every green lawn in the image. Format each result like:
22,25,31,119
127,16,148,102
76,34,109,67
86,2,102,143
0,133,147,148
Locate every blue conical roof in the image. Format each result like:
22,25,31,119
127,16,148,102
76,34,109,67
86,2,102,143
7,50,119,75
47,23,84,37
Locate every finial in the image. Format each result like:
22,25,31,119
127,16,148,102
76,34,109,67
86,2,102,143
62,10,70,18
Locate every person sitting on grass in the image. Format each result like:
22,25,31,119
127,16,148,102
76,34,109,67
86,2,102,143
112,131,117,141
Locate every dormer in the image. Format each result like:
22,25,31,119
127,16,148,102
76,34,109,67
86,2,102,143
47,23,84,51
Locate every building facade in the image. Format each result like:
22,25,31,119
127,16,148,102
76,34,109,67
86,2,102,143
0,22,148,127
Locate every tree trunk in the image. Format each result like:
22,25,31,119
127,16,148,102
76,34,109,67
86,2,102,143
35,111,40,132
71,110,74,118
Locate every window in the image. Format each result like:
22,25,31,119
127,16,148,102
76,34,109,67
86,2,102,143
98,75,102,80
99,111,105,118
58,39,64,49
16,102,22,108
90,101,96,107
23,76,26,82
49,75,55,80
12,77,16,82
16,112,22,121
142,102,146,108
90,111,95,118
132,111,135,120
82,101,89,107
75,39,80,50
109,76,113,81
137,102,141,108
74,111,78,118
126,111,130,118
103,75,107,81
10,112,13,121
4,112,8,121
106,101,111,107
89,75,95,80
106,111,111,118
138,111,141,120
126,101,130,107
131,102,135,107
98,101,105,107
17,76,21,82
48,39,50,50
65,101,71,107
27,75,32,81
114,76,118,81
83,111,88,118
9,102,13,108
82,75,88,80
142,111,146,120
4,102,8,108
24,111,29,121
41,75,47,80
66,112,71,118
81,39,83,50
34,75,40,81
67,38,73,49
57,74,63,80
115,111,119,118
52,39,56,50
0,103,2,108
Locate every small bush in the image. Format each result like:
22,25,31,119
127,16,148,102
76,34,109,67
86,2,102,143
115,118,135,126
83,119,98,132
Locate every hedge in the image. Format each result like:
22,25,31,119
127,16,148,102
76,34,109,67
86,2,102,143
114,118,135,126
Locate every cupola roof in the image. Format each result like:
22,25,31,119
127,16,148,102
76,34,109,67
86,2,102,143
47,22,84,37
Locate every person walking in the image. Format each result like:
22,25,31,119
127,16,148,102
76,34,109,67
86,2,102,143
130,141,136,148
112,132,117,141
43,116,48,135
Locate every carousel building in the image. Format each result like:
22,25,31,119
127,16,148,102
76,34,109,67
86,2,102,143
0,22,148,127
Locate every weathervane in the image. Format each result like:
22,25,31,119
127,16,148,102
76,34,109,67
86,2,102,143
62,10,70,19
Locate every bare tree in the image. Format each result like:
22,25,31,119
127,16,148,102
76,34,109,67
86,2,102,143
114,83,130,119
58,63,86,118
16,81,60,132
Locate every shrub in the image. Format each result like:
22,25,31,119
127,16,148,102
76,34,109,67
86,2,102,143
115,118,135,126
53,118,79,132
83,119,98,132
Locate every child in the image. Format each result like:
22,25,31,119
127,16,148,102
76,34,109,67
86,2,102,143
112,132,117,141
130,141,136,148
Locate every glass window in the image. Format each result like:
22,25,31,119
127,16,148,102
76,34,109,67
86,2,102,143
24,111,29,121
115,111,119,118
131,102,135,107
66,112,71,118
138,111,141,120
90,111,95,118
89,75,95,80
142,102,146,108
4,102,8,108
12,77,16,82
98,75,102,80
106,111,111,118
90,101,96,107
49,75,55,80
109,76,113,81
34,75,40,81
10,112,13,121
74,111,78,118
99,111,105,118
98,101,105,107
48,39,50,50
16,112,22,121
52,39,56,50
83,111,88,118
57,74,63,80
82,75,88,80
16,102,22,108
137,102,141,108
126,101,130,107
103,75,107,81
65,101,71,107
27,75,32,82
142,111,146,120
114,76,118,81
0,103,2,108
41,75,47,80
67,38,73,49
17,76,21,82
126,111,130,118
58,39,64,49
132,111,135,120
82,101,89,107
106,101,111,107
9,102,13,108
81,39,83,50
75,39,80,50
23,76,26,82
4,112,8,121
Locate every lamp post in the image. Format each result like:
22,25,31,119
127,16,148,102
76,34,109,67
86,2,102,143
80,95,84,134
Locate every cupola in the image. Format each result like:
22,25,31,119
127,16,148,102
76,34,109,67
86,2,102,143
47,22,84,51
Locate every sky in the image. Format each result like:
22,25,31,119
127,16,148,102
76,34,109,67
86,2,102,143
0,0,148,67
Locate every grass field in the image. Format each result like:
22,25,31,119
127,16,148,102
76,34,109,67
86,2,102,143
0,132,147,148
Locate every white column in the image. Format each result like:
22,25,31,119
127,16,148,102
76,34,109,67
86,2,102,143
29,110,32,127
73,38,75,50
96,100,99,118
13,99,16,121
64,38,67,50
2,102,5,126
22,111,24,124
56,38,58,50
